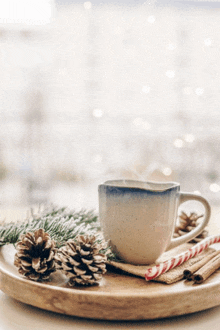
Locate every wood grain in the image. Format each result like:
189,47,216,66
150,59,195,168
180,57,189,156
1,244,220,320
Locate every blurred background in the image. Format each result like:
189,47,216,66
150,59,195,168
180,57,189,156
1,0,220,213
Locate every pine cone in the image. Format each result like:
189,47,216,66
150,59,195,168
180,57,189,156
174,211,208,243
14,229,56,281
55,235,107,286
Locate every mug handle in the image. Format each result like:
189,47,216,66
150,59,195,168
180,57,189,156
166,192,211,251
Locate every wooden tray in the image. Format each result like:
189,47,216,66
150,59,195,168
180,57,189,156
1,244,220,321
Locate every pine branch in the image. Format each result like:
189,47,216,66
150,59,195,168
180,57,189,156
0,205,119,261
0,206,100,248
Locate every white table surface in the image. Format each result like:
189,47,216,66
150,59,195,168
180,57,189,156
1,205,220,330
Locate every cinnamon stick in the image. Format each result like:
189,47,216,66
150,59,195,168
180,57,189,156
183,250,220,280
192,251,220,284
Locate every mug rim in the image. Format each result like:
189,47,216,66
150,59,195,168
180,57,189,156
99,179,180,192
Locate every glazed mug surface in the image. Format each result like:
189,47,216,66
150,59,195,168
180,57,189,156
98,180,211,265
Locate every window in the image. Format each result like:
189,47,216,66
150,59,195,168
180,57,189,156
0,0,220,211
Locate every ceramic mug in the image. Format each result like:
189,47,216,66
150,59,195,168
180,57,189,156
98,180,211,265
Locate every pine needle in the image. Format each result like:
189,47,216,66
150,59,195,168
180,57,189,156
0,205,119,261
0,205,100,248
0,206,120,261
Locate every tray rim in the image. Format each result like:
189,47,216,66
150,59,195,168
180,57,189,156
1,249,219,298
1,244,220,320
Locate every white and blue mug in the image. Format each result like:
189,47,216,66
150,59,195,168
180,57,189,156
98,180,211,265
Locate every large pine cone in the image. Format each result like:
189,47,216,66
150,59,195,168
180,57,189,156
14,229,56,281
55,235,107,286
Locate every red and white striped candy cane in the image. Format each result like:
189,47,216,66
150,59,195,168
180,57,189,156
145,234,220,281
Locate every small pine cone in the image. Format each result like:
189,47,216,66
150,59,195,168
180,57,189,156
55,235,107,286
174,211,208,243
14,229,56,281
191,229,209,243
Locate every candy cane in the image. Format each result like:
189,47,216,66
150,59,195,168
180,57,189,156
145,234,220,281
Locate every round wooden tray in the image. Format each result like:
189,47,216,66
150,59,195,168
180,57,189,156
1,245,220,320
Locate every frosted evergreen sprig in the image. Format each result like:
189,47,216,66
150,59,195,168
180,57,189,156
0,205,121,261
0,205,101,248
